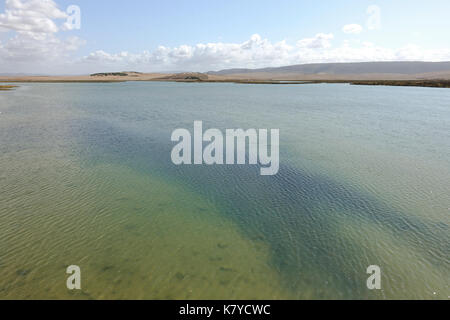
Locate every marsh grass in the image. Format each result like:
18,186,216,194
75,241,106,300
0,85,18,91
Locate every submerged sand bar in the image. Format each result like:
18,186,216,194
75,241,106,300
0,85,18,91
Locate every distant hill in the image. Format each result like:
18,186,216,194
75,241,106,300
208,61,450,76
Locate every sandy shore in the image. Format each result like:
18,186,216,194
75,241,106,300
1,71,450,88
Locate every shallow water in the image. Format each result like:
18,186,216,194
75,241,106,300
0,82,449,299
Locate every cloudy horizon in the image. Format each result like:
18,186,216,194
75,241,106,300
1,0,450,75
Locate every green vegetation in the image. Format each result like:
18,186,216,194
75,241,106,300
349,80,450,88
91,72,129,77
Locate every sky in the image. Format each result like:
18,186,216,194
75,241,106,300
0,0,450,74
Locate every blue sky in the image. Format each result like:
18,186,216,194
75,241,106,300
58,0,450,53
1,0,450,74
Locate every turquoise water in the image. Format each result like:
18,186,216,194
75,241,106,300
0,82,449,299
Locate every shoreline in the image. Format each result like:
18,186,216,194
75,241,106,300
172,79,450,88
1,78,449,88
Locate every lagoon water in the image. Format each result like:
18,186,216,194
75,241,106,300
0,82,449,299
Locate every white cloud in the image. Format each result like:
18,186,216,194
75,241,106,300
342,24,363,34
297,33,334,49
0,0,68,33
77,34,450,73
81,34,295,71
0,32,84,62
0,0,84,72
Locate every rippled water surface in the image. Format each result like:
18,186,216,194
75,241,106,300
0,82,449,299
